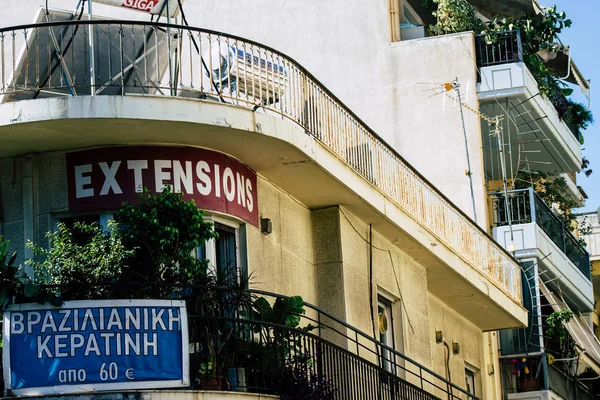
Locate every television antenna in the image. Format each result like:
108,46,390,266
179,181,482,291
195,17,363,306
420,78,505,225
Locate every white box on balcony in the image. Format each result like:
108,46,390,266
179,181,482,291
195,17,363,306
400,25,425,41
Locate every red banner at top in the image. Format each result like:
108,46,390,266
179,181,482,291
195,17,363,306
92,0,182,18
66,146,259,227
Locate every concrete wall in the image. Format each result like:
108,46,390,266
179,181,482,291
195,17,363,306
247,177,317,304
336,206,487,394
1,1,488,228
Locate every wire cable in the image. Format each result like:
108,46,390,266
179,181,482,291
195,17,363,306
35,0,86,99
176,0,225,103
339,207,415,334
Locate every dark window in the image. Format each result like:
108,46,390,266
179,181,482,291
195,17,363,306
55,215,102,245
215,222,238,285
465,368,476,397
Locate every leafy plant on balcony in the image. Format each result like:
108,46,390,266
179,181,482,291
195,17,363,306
563,99,594,144
485,6,570,96
0,238,43,312
514,170,579,227
28,221,132,300
545,308,577,376
484,7,594,140
273,355,337,400
115,186,218,296
429,0,484,35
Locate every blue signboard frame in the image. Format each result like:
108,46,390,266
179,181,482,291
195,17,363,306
3,299,189,396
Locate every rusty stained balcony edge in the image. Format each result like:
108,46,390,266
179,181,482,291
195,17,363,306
0,19,523,304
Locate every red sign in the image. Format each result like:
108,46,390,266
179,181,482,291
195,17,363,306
92,0,182,17
66,147,258,226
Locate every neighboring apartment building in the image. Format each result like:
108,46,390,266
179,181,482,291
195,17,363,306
577,209,600,338
0,1,527,399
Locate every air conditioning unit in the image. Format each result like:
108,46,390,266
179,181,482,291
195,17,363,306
203,43,287,103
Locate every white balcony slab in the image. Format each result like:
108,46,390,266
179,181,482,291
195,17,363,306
478,62,582,174
493,222,593,312
508,389,564,400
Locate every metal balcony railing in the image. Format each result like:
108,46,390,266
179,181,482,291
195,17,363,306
475,30,580,142
475,30,523,68
0,20,521,304
1,284,479,400
548,84,581,142
490,188,591,279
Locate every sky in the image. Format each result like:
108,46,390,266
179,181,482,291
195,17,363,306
552,0,599,213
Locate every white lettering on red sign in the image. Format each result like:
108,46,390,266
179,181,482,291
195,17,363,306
67,147,258,226
122,0,160,12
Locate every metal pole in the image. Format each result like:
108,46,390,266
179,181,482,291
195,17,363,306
495,116,514,243
454,78,478,224
88,0,95,95
166,1,175,96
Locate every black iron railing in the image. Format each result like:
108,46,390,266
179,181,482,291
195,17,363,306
548,85,581,142
2,284,479,400
475,30,581,142
475,30,522,69
491,188,591,279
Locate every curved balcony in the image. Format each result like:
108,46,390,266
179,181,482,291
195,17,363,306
2,284,477,399
0,20,521,308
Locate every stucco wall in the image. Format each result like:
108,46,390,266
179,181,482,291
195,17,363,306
333,206,488,396
1,1,488,228
428,293,491,399
0,157,25,266
246,177,317,304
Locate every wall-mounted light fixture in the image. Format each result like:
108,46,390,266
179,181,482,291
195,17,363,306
435,331,444,344
452,342,460,355
261,218,273,235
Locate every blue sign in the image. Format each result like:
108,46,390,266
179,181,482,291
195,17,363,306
3,300,189,396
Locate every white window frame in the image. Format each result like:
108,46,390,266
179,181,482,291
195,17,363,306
464,363,479,398
197,215,245,284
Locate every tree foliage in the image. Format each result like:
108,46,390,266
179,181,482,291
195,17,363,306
115,186,218,287
430,0,484,35
514,171,578,226
26,187,218,300
28,221,132,300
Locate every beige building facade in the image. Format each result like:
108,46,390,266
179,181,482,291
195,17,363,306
0,1,540,399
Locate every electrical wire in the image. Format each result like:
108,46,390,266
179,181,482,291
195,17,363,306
443,341,454,397
35,0,86,99
175,0,225,103
339,207,415,334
